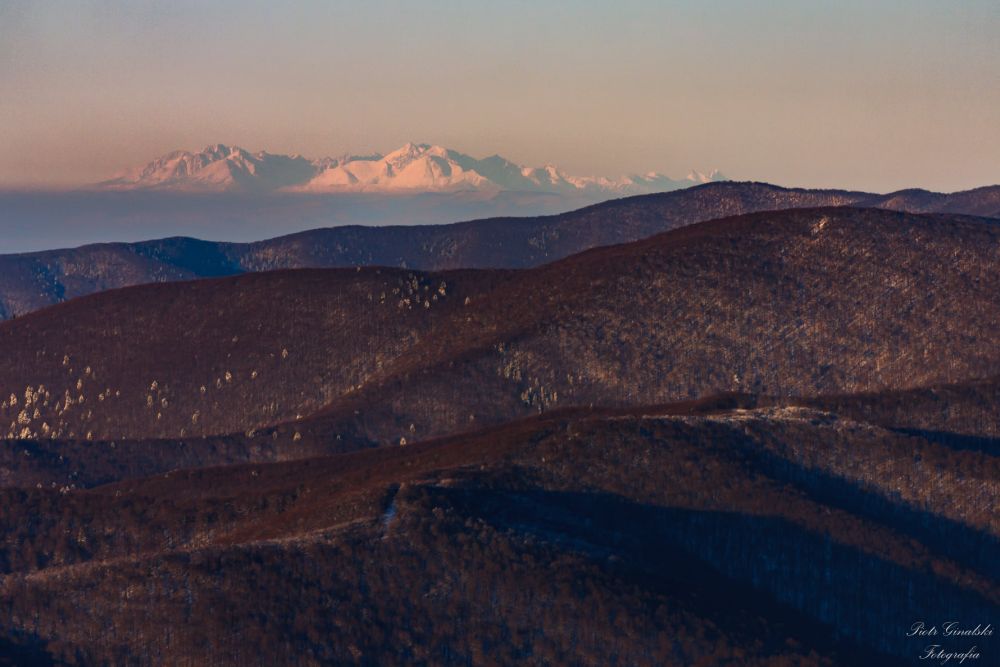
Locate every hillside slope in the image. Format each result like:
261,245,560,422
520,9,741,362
0,401,994,664
0,207,997,446
2,181,998,318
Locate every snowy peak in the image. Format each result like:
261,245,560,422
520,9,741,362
102,144,315,192
381,142,443,167
98,144,725,195
687,169,726,184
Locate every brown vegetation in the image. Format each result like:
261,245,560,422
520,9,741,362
1,181,997,318
0,201,997,665
1,207,996,449
7,402,991,664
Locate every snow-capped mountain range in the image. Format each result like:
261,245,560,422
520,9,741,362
98,143,725,195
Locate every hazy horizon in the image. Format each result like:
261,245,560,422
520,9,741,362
2,1,998,193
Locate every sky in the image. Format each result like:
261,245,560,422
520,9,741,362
1,0,998,192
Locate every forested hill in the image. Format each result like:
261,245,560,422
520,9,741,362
1,180,997,318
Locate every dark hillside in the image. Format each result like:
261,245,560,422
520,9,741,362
293,207,1000,445
0,403,993,664
0,207,997,447
793,375,1000,443
0,267,508,440
2,181,997,318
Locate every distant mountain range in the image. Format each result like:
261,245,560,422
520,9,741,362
97,142,725,194
1,181,998,319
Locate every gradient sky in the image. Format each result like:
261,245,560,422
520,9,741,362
1,0,998,192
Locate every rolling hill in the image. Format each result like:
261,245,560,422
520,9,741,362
1,180,999,319
1,203,997,665
0,206,997,449
0,397,994,664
